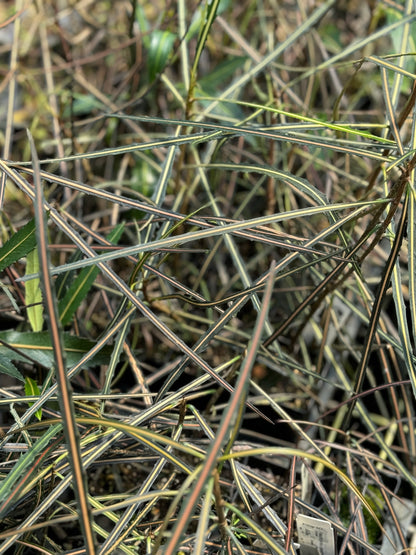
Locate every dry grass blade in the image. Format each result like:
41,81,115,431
344,188,410,430
27,131,96,553
0,0,24,209
156,261,277,553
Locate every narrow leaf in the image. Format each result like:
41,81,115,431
25,247,44,332
59,223,124,325
0,218,36,272
0,354,24,382
24,376,42,420
147,30,177,82
0,330,114,368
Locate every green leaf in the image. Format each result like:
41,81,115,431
58,223,125,326
147,30,177,82
0,354,24,382
25,247,44,332
198,56,247,95
63,93,106,117
0,218,36,273
24,376,42,420
0,330,114,368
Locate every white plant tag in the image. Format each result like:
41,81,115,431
297,514,335,555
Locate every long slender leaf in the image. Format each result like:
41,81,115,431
28,132,96,552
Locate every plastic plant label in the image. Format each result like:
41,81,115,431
297,514,335,555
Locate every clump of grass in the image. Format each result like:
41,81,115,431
1,0,416,553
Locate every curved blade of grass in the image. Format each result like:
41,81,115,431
109,111,396,146
99,422,185,555
11,119,396,166
159,262,276,554
27,416,201,472
222,447,388,541
200,161,353,254
20,200,384,277
224,502,289,555
13,131,221,165
28,132,96,553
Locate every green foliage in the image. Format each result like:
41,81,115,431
339,484,385,544
24,376,42,421
0,218,36,272
58,222,124,325
0,0,415,553
0,330,114,368
25,247,44,332
147,30,177,83
0,354,23,382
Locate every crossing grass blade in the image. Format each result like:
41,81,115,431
0,424,62,518
155,261,277,554
343,188,410,431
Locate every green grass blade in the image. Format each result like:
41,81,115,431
19,200,385,277
0,423,62,518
